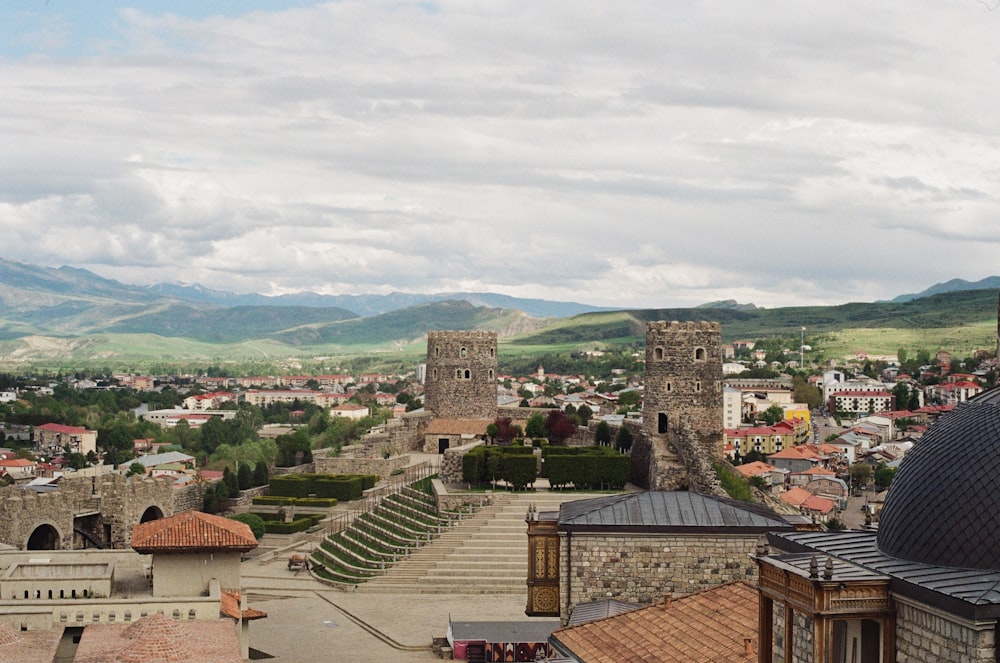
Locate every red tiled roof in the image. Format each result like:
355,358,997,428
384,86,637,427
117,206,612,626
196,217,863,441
801,494,836,514
781,486,812,507
551,581,758,662
220,589,268,621
800,467,836,476
36,422,91,434
72,614,243,663
131,510,258,554
735,461,776,477
0,621,63,663
0,458,36,467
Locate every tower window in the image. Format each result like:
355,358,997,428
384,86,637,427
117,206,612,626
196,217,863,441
665,381,672,392
464,369,471,379
456,369,462,379
654,347,664,361
695,381,702,392
694,347,706,361
460,347,467,358
489,369,495,380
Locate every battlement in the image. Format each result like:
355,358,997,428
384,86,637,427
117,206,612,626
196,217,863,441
646,320,721,333
427,330,498,341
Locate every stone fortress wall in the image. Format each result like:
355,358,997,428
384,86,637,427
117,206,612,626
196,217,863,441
0,474,175,551
423,330,498,420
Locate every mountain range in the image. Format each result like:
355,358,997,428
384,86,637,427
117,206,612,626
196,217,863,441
0,257,997,367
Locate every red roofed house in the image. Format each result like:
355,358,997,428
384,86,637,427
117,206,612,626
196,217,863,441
35,423,97,456
0,457,37,484
131,509,266,658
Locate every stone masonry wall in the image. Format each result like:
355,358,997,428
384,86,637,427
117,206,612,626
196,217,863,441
314,455,409,478
361,411,432,456
173,481,207,513
791,610,815,663
895,598,997,663
424,331,498,420
439,440,485,484
559,532,759,619
641,321,724,490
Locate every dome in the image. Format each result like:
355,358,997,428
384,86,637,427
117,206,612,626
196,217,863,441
877,388,1000,570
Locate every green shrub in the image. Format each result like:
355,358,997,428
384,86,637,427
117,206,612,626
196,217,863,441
229,512,266,540
263,518,317,534
252,496,298,506
462,446,538,489
713,461,753,502
544,446,629,489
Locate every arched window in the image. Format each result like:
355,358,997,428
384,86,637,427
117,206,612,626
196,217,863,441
695,381,702,392
460,347,467,358
694,347,706,361
464,369,471,379
456,369,463,379
654,347,664,360
489,369,495,380
665,381,672,392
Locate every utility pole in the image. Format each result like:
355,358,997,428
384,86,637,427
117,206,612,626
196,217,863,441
800,326,806,369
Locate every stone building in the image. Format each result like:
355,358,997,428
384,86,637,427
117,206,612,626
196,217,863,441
0,473,175,551
526,491,794,623
424,330,498,421
757,387,1000,662
634,321,724,490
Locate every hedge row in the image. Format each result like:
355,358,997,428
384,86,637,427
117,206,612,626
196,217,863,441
252,496,339,508
261,514,324,535
269,473,378,501
545,447,629,490
462,447,538,490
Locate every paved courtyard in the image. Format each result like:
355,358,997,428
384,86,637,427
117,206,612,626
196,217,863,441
245,556,533,662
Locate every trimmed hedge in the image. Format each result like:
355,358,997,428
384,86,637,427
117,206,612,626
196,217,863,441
269,473,378,501
251,496,339,508
263,516,322,534
545,446,629,490
462,446,538,490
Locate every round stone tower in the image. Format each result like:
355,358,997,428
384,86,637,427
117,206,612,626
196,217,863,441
424,330,498,420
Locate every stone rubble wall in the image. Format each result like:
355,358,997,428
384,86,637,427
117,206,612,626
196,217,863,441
314,455,409,478
439,440,485,484
895,599,997,662
559,532,761,619
424,330,498,420
361,411,432,457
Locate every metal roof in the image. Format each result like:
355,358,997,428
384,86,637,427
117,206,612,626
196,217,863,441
878,391,1000,570
770,530,1000,619
558,491,793,533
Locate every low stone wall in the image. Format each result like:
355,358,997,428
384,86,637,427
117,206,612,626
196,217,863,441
271,463,315,476
314,455,409,478
222,485,269,514
439,440,485,484
431,479,498,513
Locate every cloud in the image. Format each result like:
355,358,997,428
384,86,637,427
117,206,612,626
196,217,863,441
0,1,999,309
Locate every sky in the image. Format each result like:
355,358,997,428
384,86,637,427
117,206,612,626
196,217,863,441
2,1,1000,310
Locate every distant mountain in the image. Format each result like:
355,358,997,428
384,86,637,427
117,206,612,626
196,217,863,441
888,277,1000,303
695,299,758,311
147,282,608,318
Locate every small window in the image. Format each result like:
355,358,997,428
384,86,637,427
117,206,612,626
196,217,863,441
654,347,664,360
435,347,440,357
460,347,467,358
490,348,495,357
489,369,495,380
695,381,702,392
665,381,672,392
455,369,462,379
432,368,437,380
464,369,471,379
695,347,706,361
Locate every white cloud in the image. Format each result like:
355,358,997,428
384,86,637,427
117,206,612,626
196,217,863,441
0,1,999,309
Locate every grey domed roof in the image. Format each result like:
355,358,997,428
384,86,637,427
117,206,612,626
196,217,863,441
877,388,1000,570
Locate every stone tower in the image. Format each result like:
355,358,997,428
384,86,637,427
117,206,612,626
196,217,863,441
424,330,498,420
639,321,724,491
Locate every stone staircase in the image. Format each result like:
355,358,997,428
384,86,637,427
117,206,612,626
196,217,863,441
360,491,595,594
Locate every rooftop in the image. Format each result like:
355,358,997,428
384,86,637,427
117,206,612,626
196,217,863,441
131,510,258,554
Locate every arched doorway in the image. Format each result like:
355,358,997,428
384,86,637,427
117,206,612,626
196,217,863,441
27,524,61,550
139,506,164,523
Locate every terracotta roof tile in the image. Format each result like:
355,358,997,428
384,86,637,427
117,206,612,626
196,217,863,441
220,588,268,621
552,581,758,662
73,614,243,663
0,622,63,663
131,510,258,554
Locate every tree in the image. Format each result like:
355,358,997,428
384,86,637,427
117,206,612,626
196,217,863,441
525,412,546,439
126,461,146,477
892,383,910,410
616,390,641,409
223,466,240,498
760,405,785,426
576,404,593,425
229,512,265,540
874,465,897,489
848,462,873,488
594,420,612,446
792,375,823,410
253,460,269,487
544,409,577,444
237,462,253,491
614,426,633,453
